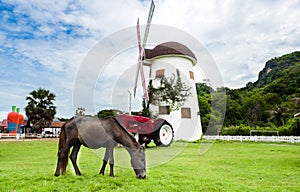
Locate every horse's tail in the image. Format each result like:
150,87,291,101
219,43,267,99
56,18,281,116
58,122,69,174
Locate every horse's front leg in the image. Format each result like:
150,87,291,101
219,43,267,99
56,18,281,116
99,160,107,175
99,147,109,175
100,144,115,177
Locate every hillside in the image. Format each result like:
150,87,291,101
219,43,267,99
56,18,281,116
198,51,300,136
252,51,300,94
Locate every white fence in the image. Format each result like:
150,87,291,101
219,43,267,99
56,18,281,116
203,135,300,143
0,133,26,139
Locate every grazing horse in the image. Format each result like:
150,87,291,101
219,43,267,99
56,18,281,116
54,116,146,179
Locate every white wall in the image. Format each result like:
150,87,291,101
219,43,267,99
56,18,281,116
146,56,202,141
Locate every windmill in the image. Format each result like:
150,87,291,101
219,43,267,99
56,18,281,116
133,0,155,105
130,0,202,142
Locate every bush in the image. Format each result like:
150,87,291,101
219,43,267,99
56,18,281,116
277,118,300,136
221,124,253,136
221,118,300,136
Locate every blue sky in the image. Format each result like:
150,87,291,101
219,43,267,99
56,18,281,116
0,0,300,120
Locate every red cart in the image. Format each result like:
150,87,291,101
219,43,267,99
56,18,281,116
117,114,174,146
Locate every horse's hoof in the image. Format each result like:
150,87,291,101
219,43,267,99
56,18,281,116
54,173,60,177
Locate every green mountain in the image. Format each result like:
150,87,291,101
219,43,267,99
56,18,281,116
198,51,300,136
252,51,300,96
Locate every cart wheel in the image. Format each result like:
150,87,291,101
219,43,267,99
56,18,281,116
154,122,173,146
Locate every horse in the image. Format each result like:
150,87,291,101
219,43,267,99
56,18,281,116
54,116,146,179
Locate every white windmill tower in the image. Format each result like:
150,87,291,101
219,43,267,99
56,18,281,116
133,1,202,141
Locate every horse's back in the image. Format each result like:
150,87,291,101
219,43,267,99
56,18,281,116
70,116,116,149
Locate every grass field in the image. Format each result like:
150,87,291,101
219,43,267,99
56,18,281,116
0,139,299,192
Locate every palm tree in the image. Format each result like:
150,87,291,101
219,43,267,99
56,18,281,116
25,88,56,131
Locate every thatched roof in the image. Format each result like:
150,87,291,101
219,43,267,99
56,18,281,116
144,41,197,65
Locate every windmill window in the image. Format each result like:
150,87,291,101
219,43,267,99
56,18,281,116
155,69,165,78
159,106,170,115
189,71,194,80
181,108,191,119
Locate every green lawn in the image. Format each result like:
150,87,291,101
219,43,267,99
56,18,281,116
0,139,299,191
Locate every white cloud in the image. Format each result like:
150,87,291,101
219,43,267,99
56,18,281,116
0,0,300,119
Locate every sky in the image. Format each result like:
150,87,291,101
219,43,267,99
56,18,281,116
0,0,300,120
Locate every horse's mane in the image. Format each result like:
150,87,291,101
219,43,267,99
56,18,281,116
112,117,140,146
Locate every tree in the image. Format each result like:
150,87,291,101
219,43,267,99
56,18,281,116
224,95,242,126
97,109,118,118
141,98,150,117
268,105,288,126
242,92,267,126
147,69,191,114
196,83,212,132
207,90,227,135
25,88,56,131
57,117,70,122
217,51,300,135
75,107,85,116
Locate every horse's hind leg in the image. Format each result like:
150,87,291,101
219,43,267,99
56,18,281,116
54,157,61,176
55,144,71,176
70,140,82,175
109,151,114,177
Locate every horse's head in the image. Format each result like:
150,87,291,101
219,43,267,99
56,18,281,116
130,145,146,179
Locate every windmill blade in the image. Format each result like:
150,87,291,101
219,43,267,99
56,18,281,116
140,0,155,105
133,0,155,105
143,0,155,49
137,18,143,56
133,18,142,98
133,18,149,103
140,61,149,104
133,60,139,98
133,65,139,98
